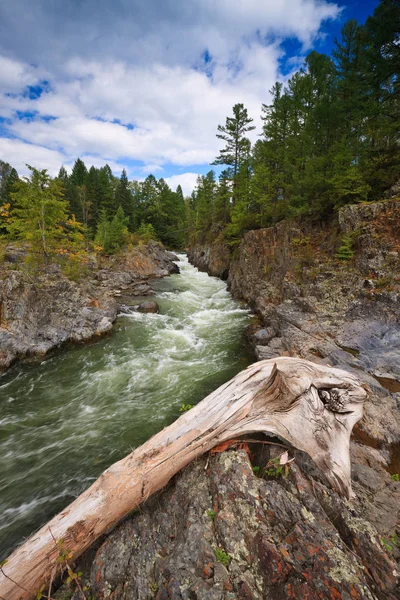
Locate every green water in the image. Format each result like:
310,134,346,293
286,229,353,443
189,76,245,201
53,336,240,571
0,255,252,559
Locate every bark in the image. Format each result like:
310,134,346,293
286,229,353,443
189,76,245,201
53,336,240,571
0,357,366,600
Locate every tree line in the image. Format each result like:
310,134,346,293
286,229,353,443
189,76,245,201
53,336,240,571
188,0,399,243
0,0,398,268
0,159,187,270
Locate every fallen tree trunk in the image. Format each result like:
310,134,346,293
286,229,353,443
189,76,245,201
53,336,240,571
0,357,366,599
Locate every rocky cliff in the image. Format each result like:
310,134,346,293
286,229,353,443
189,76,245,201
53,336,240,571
189,199,400,396
187,199,400,596
0,242,179,371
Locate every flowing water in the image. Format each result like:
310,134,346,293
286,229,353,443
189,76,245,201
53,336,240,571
0,255,252,559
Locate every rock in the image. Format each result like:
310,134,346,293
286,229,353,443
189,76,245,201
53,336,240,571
0,270,118,370
137,300,159,313
66,449,398,599
166,251,180,262
187,240,231,279
0,242,176,371
3,245,27,264
251,327,276,346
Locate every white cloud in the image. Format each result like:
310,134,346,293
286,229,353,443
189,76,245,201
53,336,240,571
0,138,66,176
0,0,341,195
164,173,200,196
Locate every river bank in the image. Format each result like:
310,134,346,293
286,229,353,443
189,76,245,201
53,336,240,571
0,255,251,563
0,242,179,371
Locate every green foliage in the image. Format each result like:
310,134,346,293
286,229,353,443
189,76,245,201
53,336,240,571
252,465,261,474
133,222,157,245
381,534,398,553
264,456,291,480
207,509,216,520
392,473,399,482
4,166,72,268
179,403,193,412
214,547,231,566
335,232,359,261
95,206,129,254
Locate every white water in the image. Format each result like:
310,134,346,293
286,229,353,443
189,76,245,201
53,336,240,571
0,254,251,559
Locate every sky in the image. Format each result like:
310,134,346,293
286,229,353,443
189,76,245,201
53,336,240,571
0,0,381,195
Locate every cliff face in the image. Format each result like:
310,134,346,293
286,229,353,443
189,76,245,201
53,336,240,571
185,199,400,596
0,242,179,370
190,200,400,395
190,199,400,446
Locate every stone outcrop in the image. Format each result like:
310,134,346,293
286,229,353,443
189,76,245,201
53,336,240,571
184,198,400,595
0,242,179,370
190,199,400,396
188,237,230,280
56,446,399,600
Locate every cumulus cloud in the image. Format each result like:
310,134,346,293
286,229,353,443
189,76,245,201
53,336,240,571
0,138,66,176
164,173,200,197
0,0,341,193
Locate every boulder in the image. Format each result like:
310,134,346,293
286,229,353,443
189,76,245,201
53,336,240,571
60,449,398,599
137,300,159,313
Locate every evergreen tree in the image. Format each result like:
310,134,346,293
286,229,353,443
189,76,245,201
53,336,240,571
212,103,255,205
107,205,129,253
115,169,133,228
6,166,69,268
95,205,129,254
57,166,69,188
0,161,19,209
98,165,117,218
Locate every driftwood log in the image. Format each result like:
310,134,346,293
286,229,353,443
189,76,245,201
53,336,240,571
0,357,366,599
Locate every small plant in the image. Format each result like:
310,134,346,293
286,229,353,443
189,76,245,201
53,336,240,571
375,276,392,289
265,457,285,479
265,451,293,479
335,231,360,261
179,403,193,412
381,535,398,553
207,509,216,520
291,236,311,247
252,465,261,474
214,547,231,566
391,473,399,481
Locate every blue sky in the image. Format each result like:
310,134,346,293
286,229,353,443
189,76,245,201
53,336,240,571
0,0,380,194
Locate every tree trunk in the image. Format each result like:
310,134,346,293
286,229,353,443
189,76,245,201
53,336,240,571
0,357,366,600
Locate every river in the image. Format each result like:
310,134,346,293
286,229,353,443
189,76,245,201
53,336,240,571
0,254,252,560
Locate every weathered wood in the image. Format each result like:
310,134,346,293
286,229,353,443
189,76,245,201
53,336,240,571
0,357,366,599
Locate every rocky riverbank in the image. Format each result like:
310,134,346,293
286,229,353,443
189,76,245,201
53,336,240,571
186,199,400,593
0,242,179,371
189,199,400,395
55,446,399,600
188,199,400,452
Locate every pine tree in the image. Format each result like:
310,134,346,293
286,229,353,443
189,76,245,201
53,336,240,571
212,104,255,205
115,169,132,228
57,166,69,188
0,161,19,209
108,206,129,253
7,166,69,268
98,165,117,218
95,206,129,254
